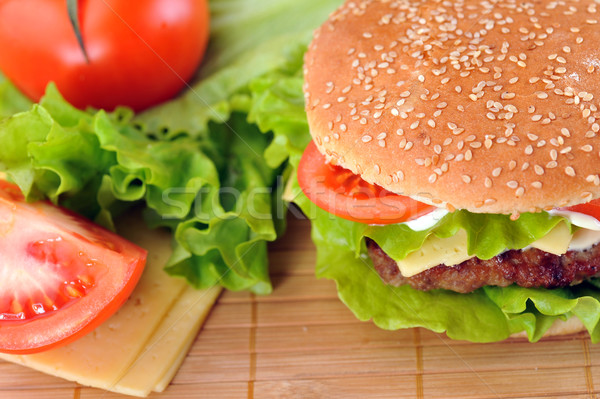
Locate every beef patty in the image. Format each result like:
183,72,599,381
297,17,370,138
367,239,600,293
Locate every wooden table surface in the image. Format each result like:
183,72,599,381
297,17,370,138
1,216,599,398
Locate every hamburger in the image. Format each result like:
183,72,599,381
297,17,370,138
295,0,600,341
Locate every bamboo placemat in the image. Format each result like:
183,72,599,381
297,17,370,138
1,216,599,398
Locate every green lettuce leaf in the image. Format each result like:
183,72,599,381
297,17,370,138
135,0,343,139
0,86,279,293
363,210,567,262
0,75,31,118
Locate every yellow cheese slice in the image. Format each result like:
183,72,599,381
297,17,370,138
114,285,221,396
529,221,572,255
397,222,574,278
397,229,471,277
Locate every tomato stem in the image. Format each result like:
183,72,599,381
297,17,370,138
66,0,89,63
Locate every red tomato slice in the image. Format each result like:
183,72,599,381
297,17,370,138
0,180,147,354
298,141,435,224
564,199,600,220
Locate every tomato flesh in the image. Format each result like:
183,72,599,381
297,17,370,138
298,141,435,224
0,180,147,353
0,0,210,111
564,199,600,221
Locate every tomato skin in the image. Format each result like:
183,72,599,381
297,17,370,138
298,141,435,225
0,180,147,354
0,0,209,111
564,199,600,221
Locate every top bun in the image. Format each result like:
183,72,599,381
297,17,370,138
303,0,600,214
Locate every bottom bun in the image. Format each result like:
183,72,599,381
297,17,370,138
510,317,586,339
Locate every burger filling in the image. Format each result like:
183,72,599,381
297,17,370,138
298,140,600,294
368,239,600,294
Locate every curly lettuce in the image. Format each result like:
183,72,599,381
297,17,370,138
0,0,344,294
0,85,279,293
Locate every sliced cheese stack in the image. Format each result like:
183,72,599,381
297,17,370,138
0,216,222,397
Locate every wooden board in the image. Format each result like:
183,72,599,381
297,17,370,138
1,215,600,398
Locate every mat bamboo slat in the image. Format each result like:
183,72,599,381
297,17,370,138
1,216,599,398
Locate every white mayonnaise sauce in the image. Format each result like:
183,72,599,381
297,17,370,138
547,210,600,250
402,208,449,231
547,209,600,231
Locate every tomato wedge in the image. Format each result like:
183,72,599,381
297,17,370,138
564,199,600,220
0,180,147,354
298,141,435,224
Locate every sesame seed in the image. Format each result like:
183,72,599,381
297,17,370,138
534,165,545,175
565,166,576,177
361,135,372,143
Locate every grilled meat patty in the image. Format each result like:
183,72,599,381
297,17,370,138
367,239,600,293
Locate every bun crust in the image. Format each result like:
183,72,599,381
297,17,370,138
304,0,600,214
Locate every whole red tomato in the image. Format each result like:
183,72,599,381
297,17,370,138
0,0,209,111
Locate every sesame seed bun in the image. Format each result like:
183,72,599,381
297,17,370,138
303,0,600,214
